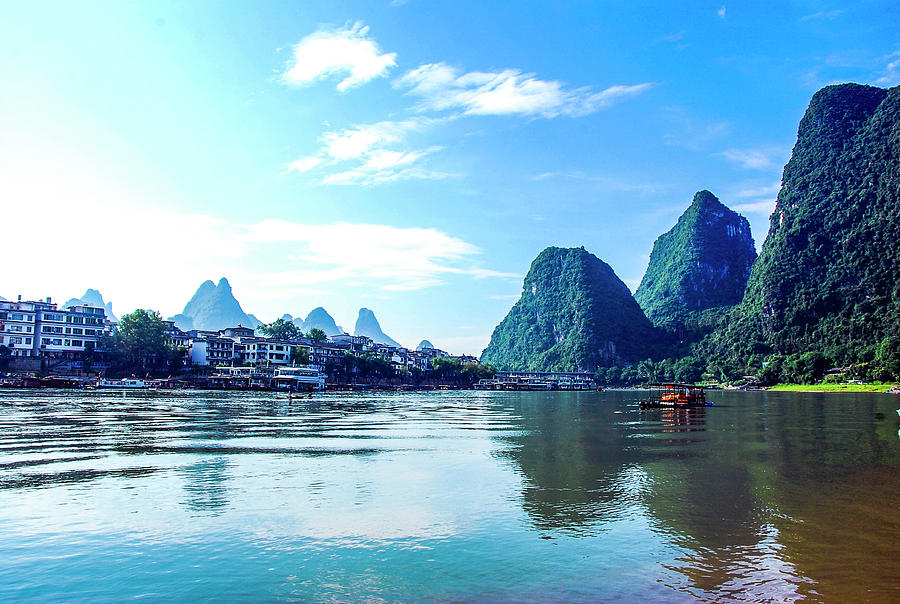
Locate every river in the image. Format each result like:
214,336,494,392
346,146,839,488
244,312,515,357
0,389,897,601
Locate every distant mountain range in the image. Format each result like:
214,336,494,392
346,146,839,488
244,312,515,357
64,288,118,322
171,279,408,347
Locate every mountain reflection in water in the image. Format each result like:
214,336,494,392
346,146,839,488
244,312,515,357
0,388,897,601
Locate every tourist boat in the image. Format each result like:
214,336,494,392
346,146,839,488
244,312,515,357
97,378,150,389
272,366,325,391
640,383,711,408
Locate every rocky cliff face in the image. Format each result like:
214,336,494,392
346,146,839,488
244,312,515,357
170,278,261,332
480,246,658,371
635,190,756,336
709,83,900,365
354,308,401,347
64,288,117,322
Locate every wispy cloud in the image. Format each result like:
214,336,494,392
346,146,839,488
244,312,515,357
282,22,397,91
531,170,666,194
0,151,517,315
731,199,776,214
729,180,781,215
395,62,653,118
285,118,454,185
282,25,653,186
660,31,687,43
874,50,900,86
798,9,844,22
243,220,519,290
717,6,726,19
733,181,781,199
662,107,730,150
719,146,790,170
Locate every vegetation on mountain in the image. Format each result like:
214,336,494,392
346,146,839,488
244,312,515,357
481,246,658,372
700,83,900,383
634,190,756,341
481,85,900,386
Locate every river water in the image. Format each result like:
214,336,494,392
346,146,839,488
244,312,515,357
0,389,897,602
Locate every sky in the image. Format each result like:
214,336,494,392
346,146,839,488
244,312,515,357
1,1,898,354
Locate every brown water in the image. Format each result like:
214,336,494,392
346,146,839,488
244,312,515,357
0,388,897,601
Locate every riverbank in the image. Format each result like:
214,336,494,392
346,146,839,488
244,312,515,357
768,382,900,393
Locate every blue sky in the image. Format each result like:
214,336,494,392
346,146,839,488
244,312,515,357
1,1,898,353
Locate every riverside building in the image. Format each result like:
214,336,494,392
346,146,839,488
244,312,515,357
0,297,108,372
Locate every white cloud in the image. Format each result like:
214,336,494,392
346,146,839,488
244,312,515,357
660,31,687,43
531,170,666,194
321,165,452,186
798,10,843,22
242,219,516,288
731,199,776,215
875,51,900,86
395,62,653,118
719,146,789,170
285,118,452,185
728,180,781,215
733,181,781,199
282,22,397,91
718,6,726,19
0,150,515,319
362,148,435,171
284,156,325,173
662,107,731,150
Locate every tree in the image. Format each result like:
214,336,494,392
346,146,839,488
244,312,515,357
259,318,301,340
307,327,328,343
673,356,703,384
291,346,311,365
620,366,641,385
114,309,174,371
875,336,900,380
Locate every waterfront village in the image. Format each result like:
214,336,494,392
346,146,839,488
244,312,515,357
0,296,597,392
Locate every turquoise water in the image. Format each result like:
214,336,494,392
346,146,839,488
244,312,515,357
0,389,898,602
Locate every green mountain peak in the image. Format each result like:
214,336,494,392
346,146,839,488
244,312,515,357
481,246,657,371
634,190,756,335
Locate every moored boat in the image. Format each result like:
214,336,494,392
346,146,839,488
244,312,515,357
640,383,711,408
97,378,150,389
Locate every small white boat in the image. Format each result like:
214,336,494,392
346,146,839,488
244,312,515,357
97,378,150,390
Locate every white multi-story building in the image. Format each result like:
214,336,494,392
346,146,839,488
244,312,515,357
240,337,292,365
0,297,106,359
0,300,37,356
